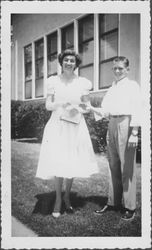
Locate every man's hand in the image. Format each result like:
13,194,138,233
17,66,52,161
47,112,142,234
128,134,138,147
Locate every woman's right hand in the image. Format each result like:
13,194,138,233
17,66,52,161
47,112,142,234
46,94,64,111
62,102,71,109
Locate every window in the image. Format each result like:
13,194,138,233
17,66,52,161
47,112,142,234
35,38,44,98
47,32,57,77
62,23,74,51
23,14,120,100
24,44,32,99
99,14,118,88
78,14,94,84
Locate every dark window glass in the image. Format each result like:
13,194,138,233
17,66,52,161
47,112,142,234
35,38,44,97
99,14,118,88
35,78,44,98
24,45,32,63
99,61,114,88
25,80,32,99
79,40,94,65
78,14,94,85
35,39,44,60
100,14,118,34
79,65,94,84
24,44,32,99
62,23,74,51
100,31,118,61
35,58,44,79
79,15,94,42
47,32,57,76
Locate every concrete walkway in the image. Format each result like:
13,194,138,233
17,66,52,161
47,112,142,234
12,217,38,237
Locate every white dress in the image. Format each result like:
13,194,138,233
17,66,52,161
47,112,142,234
36,75,98,179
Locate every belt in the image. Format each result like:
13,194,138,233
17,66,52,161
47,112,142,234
110,115,129,118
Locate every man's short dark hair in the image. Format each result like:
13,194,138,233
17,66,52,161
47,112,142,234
58,49,82,69
113,56,129,68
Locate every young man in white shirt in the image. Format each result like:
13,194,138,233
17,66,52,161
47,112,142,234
91,56,141,221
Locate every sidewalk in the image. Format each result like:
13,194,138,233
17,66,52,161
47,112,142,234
12,217,38,237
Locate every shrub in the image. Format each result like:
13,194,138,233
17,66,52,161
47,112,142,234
84,112,108,153
11,100,108,153
11,100,51,140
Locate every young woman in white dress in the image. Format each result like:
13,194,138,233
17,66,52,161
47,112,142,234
36,49,98,218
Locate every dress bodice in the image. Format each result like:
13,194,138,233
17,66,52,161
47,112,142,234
47,75,92,105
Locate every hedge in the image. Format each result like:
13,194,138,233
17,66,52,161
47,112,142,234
11,99,51,141
11,99,108,153
11,99,141,160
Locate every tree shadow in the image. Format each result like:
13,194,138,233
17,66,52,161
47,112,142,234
32,191,107,215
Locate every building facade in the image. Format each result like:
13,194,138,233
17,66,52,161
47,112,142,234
11,13,140,101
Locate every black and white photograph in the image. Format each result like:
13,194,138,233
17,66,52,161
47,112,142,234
1,1,151,249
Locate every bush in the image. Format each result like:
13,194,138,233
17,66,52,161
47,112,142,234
84,112,108,153
11,100,108,153
136,127,141,163
11,100,51,141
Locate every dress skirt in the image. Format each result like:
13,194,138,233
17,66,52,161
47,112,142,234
36,110,98,179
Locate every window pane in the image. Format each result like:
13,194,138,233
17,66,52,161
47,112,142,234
35,78,44,98
62,24,74,51
79,15,94,42
35,59,44,79
99,61,113,88
35,39,44,59
24,44,32,63
79,65,94,85
47,32,57,55
100,32,118,61
25,80,32,99
25,62,32,81
48,54,57,75
79,40,94,65
100,14,118,34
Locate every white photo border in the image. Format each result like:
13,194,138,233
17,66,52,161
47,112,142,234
1,0,151,249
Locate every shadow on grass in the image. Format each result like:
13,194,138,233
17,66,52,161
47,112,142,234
16,138,41,143
32,191,107,215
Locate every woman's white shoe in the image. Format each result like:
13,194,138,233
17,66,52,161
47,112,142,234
52,212,61,218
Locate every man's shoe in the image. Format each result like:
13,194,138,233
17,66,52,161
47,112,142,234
65,206,74,214
94,205,115,215
121,209,135,221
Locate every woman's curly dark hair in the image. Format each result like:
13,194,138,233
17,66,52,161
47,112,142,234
58,49,82,69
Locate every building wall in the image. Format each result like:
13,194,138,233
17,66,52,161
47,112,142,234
11,14,140,101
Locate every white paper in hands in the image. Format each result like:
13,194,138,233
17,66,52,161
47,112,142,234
60,104,82,124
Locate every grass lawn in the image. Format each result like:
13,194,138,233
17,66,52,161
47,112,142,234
11,140,141,237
